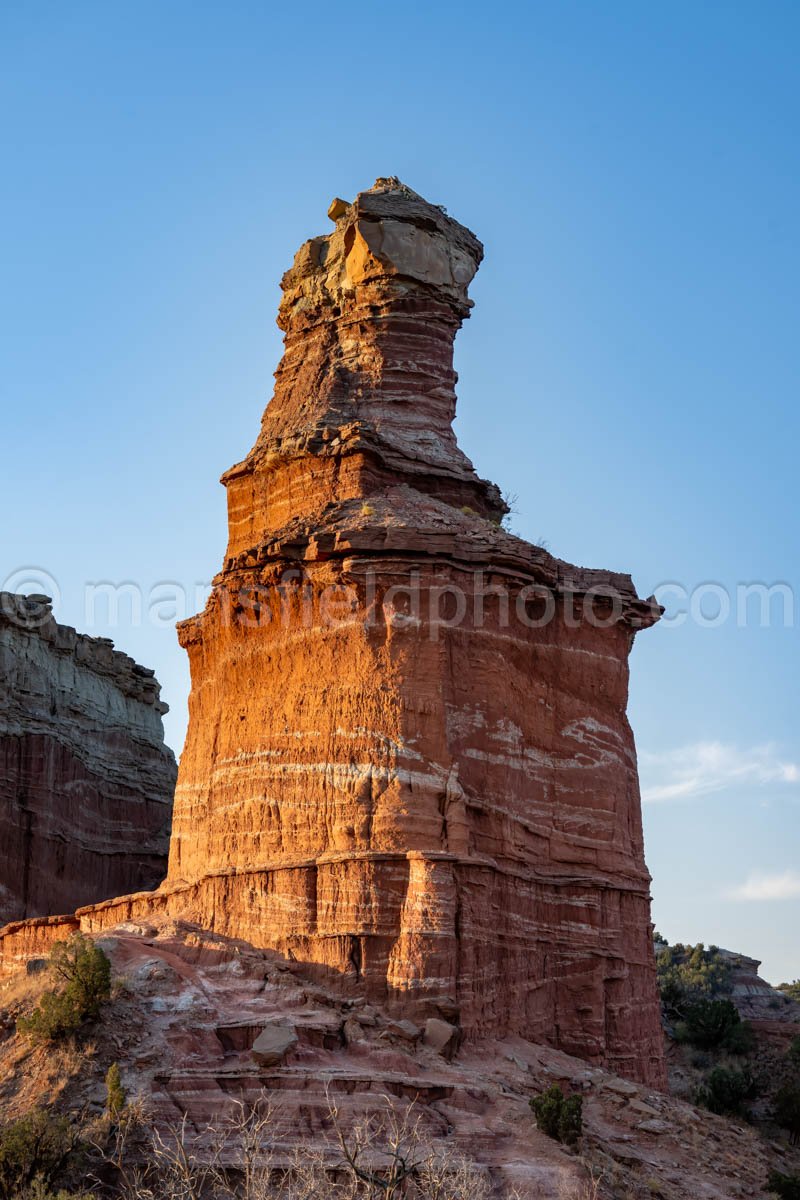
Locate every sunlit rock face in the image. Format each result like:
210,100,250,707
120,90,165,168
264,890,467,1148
162,179,666,1086
221,178,503,556
0,594,175,922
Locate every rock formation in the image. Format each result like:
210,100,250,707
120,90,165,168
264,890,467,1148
162,178,664,1085
0,179,666,1088
718,948,800,1025
0,592,175,922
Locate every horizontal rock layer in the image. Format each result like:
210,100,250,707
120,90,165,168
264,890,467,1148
161,537,664,1084
0,593,176,922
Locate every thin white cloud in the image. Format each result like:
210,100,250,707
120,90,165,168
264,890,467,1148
639,741,800,804
726,871,800,902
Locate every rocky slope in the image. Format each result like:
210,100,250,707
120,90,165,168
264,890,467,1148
0,592,176,922
2,917,797,1199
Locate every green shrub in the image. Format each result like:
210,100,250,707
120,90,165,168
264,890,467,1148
722,1017,756,1055
17,990,84,1043
16,1183,94,1200
0,1110,80,1199
774,1082,800,1145
768,1169,800,1199
680,1011,754,1054
778,982,800,1002
104,1063,126,1120
672,1020,691,1045
18,935,111,1045
682,999,742,1050
530,1084,583,1145
695,1065,759,1116
50,934,111,1019
656,942,733,1017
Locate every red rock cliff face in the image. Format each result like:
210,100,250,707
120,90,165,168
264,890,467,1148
164,179,666,1086
0,593,175,922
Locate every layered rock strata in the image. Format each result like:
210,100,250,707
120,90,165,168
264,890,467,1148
165,179,666,1085
0,179,666,1087
0,593,175,921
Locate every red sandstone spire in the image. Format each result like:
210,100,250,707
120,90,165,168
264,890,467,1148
164,180,666,1086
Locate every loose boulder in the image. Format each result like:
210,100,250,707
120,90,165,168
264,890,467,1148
252,1024,298,1066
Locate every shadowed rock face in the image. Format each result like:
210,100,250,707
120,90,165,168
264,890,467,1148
163,179,666,1086
0,594,176,922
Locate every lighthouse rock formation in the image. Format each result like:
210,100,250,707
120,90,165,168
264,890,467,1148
0,593,175,923
164,178,665,1086
0,179,666,1088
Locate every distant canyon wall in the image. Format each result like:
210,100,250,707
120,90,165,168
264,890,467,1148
0,593,175,922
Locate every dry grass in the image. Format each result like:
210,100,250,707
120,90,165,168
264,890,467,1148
0,960,102,1118
82,1090,502,1200
0,962,54,1010
557,1165,604,1200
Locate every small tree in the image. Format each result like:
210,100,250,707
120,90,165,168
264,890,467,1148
657,943,733,1017
722,1017,756,1055
774,1082,800,1146
682,999,742,1050
696,1065,759,1117
18,935,111,1045
50,934,111,1019
778,982,800,1003
530,1085,583,1145
0,1110,80,1199
17,990,83,1043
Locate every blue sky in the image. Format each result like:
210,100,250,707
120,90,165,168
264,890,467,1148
2,2,798,982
